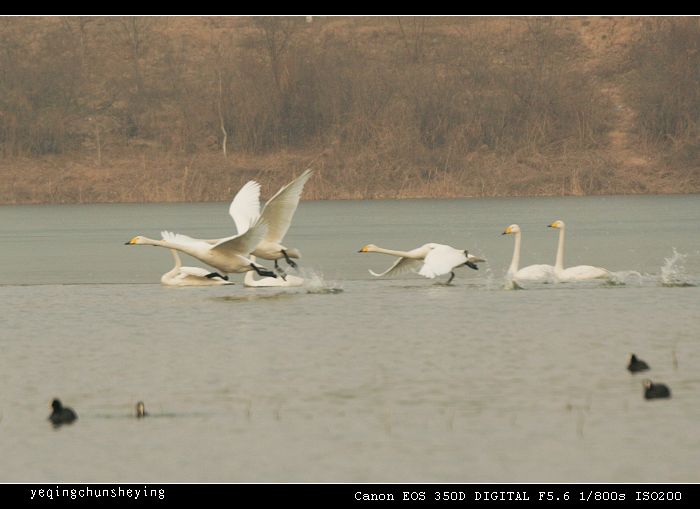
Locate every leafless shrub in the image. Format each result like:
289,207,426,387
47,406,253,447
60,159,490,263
625,18,700,165
1,17,693,202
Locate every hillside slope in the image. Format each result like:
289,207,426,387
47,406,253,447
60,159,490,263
0,16,698,204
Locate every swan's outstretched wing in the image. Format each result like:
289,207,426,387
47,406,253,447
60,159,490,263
229,180,262,235
419,245,466,278
259,169,314,243
212,220,269,257
369,257,423,277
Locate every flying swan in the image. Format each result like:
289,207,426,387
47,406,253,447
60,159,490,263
502,224,554,285
160,249,234,286
358,243,485,284
228,169,314,273
244,256,304,287
125,219,276,279
547,220,611,282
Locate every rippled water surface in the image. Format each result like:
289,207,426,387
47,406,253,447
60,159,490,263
1,195,699,482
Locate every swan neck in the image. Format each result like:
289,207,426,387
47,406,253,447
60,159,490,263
508,232,521,274
245,255,257,285
154,238,201,260
371,246,414,258
555,227,565,270
140,237,168,248
170,249,181,269
244,270,256,285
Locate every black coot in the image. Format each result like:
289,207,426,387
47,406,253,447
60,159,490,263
49,399,78,426
643,379,671,399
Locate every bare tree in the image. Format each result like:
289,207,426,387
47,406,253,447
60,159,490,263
254,17,298,94
217,67,228,158
397,16,427,63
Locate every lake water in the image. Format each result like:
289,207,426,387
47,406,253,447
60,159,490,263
0,195,699,482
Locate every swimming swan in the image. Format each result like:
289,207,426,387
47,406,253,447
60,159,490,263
161,249,234,286
229,169,314,272
244,256,304,287
126,219,276,279
358,243,485,284
547,220,611,282
502,224,554,284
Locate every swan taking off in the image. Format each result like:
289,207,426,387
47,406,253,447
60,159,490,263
161,249,234,286
547,220,611,282
229,169,314,273
244,256,304,287
502,224,554,284
125,218,276,280
358,243,485,285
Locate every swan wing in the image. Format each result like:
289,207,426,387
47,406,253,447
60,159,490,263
212,220,269,257
259,169,314,243
516,264,554,281
369,257,423,277
419,245,466,278
228,180,262,235
562,265,610,280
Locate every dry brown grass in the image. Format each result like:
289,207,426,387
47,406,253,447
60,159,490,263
1,145,690,205
1,16,699,204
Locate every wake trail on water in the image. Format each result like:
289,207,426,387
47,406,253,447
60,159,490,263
606,270,642,286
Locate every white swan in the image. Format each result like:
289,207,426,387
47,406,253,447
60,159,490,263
244,256,304,287
229,169,314,272
547,220,611,282
358,243,486,284
502,224,554,284
161,249,234,286
126,219,277,279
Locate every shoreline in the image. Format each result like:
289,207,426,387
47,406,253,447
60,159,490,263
1,149,697,206
2,190,697,208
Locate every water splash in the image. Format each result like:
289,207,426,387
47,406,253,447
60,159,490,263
661,248,696,287
300,269,344,294
481,266,503,291
503,276,524,290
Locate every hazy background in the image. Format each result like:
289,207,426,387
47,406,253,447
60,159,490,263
1,16,699,204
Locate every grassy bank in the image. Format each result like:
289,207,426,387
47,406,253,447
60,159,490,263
1,145,694,205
